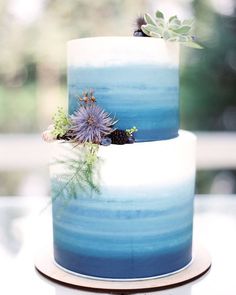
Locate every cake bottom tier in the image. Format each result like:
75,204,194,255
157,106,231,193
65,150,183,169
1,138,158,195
51,130,196,279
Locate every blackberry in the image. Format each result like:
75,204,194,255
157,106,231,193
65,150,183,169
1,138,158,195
127,136,135,144
108,130,129,145
57,131,75,141
57,134,70,141
101,137,112,146
133,30,148,37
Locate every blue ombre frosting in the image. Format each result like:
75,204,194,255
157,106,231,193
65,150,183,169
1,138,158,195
67,37,180,141
52,180,194,279
52,39,195,280
68,65,179,142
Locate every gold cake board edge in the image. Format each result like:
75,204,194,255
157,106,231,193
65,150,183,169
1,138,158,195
35,243,211,292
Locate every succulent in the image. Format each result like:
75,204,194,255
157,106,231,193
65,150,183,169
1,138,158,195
52,107,71,138
141,10,203,49
70,104,116,144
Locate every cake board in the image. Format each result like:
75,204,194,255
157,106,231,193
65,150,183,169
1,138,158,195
35,244,211,292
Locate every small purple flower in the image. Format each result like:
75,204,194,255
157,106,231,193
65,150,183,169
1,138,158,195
70,105,116,144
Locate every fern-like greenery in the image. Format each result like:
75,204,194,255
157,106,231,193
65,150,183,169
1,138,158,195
51,142,101,205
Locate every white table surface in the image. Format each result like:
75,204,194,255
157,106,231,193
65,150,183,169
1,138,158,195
0,195,236,295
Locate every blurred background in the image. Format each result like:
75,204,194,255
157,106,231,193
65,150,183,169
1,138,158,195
0,0,235,197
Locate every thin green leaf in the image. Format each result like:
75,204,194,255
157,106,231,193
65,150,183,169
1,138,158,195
51,143,101,207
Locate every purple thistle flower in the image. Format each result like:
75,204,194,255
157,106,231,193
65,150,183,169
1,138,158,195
70,105,116,144
135,15,147,30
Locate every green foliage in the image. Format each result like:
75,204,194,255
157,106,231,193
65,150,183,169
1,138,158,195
180,2,236,131
141,10,203,49
51,143,101,204
52,107,71,138
126,126,138,136
0,84,38,133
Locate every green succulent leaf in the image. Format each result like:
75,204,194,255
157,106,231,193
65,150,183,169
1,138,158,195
178,35,189,42
169,15,178,23
155,10,164,19
141,25,152,36
182,19,194,26
163,30,172,40
166,30,179,39
172,25,192,34
168,37,179,42
155,18,165,28
172,18,181,26
144,13,156,26
144,24,163,35
168,19,181,30
182,41,204,49
150,31,162,38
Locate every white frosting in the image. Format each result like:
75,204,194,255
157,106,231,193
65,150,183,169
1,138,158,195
67,37,179,68
98,130,195,188
50,131,196,190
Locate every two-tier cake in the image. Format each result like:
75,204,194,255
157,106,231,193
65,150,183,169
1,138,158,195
49,36,196,280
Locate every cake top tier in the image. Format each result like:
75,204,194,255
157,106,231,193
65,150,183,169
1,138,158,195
68,37,179,68
68,37,180,142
